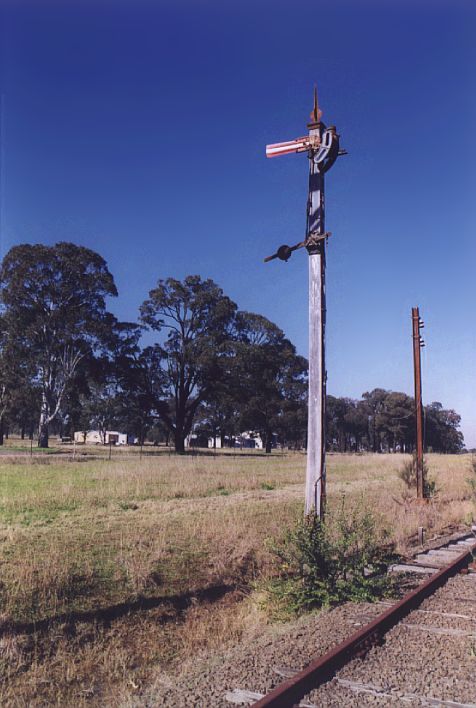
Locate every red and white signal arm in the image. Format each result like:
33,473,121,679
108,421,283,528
265,136,313,158
266,128,337,165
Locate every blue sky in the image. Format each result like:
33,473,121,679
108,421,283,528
1,0,475,445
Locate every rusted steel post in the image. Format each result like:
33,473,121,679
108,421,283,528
412,306,425,498
305,116,326,518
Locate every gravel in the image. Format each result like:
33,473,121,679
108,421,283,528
131,567,476,707
306,573,476,706
132,600,391,707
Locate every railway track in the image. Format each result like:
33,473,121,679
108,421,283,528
225,530,476,708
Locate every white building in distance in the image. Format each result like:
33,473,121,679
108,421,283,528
74,430,131,445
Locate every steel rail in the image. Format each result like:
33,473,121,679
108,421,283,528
253,544,475,708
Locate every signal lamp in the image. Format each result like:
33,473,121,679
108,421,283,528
277,245,293,261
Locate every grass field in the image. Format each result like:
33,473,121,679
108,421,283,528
0,444,474,706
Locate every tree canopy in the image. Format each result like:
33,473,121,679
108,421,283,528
0,243,118,447
326,389,464,454
139,275,237,452
233,312,307,453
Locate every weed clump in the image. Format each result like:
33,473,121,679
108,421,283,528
398,455,438,498
466,455,476,501
265,499,398,617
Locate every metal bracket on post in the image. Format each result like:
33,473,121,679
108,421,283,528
305,230,331,255
264,232,331,263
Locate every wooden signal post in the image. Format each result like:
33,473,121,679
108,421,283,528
412,307,425,499
264,89,344,517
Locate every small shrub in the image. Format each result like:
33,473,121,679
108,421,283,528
118,501,139,511
466,455,476,500
208,485,230,496
424,476,439,498
398,457,417,488
398,455,438,498
265,498,398,617
261,482,275,491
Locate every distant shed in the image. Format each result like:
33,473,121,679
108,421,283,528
74,430,131,445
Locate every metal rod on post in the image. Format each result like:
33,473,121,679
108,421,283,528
412,306,425,498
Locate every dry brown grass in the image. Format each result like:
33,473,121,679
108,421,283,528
326,452,474,552
0,448,473,706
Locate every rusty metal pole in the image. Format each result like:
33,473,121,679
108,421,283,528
305,111,326,518
412,307,425,498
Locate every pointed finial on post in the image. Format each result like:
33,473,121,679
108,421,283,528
309,85,323,126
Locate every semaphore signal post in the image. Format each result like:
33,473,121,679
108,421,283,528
265,88,345,518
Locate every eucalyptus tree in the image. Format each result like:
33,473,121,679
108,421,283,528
140,275,237,452
0,243,118,447
234,312,307,453
0,328,16,445
325,392,464,454
8,385,40,439
195,387,241,449
361,388,388,453
378,391,414,452
275,364,308,450
60,319,144,442
326,395,352,452
425,402,464,453
106,323,156,444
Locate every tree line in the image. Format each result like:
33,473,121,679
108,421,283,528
0,243,307,452
0,242,464,454
327,391,464,454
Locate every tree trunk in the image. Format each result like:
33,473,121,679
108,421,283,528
265,430,272,454
0,418,4,446
38,394,49,448
339,428,345,453
372,419,378,452
38,420,49,448
174,430,185,453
